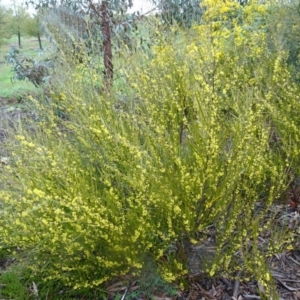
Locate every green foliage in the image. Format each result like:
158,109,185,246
0,0,300,299
0,62,36,99
151,0,203,27
0,35,53,99
23,15,43,38
266,1,300,82
126,259,178,299
0,271,30,300
0,5,13,46
5,46,53,87
28,0,133,12
6,5,31,39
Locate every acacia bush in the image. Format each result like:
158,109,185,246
0,0,300,298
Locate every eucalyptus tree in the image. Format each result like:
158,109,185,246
151,0,203,27
24,14,44,50
26,0,138,90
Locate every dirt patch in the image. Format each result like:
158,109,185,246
0,97,19,106
0,257,16,271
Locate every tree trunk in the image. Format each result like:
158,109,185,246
18,30,21,48
101,2,113,91
37,33,43,50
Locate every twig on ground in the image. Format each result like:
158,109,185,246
232,279,240,299
288,255,300,266
243,295,261,299
120,280,131,300
276,278,300,291
232,271,242,299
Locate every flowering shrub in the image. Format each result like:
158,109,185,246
0,0,299,298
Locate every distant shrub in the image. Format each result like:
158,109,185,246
5,46,53,87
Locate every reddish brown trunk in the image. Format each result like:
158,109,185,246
101,2,113,90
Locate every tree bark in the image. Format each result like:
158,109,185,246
101,1,113,91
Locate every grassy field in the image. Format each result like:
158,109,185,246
0,35,52,101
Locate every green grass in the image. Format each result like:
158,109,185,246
0,272,31,300
0,247,30,300
0,262,178,300
0,35,52,100
0,35,50,58
0,63,36,100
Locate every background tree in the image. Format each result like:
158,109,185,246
151,0,202,27
0,5,13,47
8,2,31,48
27,0,142,90
24,14,44,50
